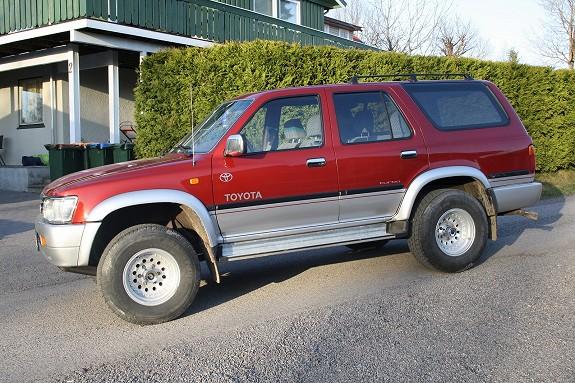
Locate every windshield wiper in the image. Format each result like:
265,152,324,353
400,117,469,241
174,144,191,153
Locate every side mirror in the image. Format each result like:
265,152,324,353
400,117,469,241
224,134,246,157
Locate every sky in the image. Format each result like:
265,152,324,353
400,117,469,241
451,0,545,66
330,0,550,67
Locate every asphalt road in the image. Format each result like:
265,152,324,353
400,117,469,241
0,191,573,383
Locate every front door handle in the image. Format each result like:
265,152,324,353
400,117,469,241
400,150,418,159
307,158,326,168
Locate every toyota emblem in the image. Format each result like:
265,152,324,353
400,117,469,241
219,173,233,183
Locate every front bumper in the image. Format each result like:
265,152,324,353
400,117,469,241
35,217,101,267
492,182,542,214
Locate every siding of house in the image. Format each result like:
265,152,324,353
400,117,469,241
0,0,363,49
213,0,324,30
215,0,253,10
301,1,323,30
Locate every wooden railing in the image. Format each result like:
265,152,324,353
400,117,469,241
0,0,371,50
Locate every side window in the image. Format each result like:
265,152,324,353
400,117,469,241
240,95,323,153
333,92,412,144
403,82,508,130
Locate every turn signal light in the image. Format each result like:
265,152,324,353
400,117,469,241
39,235,47,247
528,144,536,173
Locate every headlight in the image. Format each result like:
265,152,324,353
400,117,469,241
41,196,78,224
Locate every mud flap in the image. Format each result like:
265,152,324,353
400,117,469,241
175,208,222,284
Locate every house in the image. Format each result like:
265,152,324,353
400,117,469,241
324,15,362,42
0,0,367,166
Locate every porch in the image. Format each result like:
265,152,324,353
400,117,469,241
0,0,370,168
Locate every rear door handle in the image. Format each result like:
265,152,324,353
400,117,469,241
400,150,418,159
307,158,326,168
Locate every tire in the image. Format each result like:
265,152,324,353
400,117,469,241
408,189,488,273
346,240,389,251
97,224,200,325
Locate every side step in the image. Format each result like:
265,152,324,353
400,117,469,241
221,222,393,261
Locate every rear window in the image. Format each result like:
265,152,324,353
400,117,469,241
403,82,509,131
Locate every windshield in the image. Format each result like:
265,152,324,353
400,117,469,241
172,99,253,154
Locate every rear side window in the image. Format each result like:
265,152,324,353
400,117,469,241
403,82,508,131
333,92,412,144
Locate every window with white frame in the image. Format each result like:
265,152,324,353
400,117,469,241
325,24,353,40
253,0,301,24
19,78,43,127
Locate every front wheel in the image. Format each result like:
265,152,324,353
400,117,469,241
408,189,488,272
97,224,200,325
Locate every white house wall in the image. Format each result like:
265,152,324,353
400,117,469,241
0,65,137,165
0,66,55,166
76,67,137,143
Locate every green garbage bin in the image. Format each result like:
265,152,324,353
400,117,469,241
44,144,85,180
85,143,114,168
112,143,135,163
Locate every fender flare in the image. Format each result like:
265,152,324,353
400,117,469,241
393,166,491,221
86,189,221,248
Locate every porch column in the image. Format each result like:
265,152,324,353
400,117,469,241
67,45,81,143
108,51,120,144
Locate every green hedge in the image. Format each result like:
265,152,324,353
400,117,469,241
135,41,575,172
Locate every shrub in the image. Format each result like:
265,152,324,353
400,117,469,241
135,41,575,172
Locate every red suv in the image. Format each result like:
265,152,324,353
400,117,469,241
36,76,542,324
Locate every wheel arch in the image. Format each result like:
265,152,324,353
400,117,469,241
87,189,220,247
394,167,497,240
83,190,222,282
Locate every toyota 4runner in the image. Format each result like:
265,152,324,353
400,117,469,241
36,75,542,324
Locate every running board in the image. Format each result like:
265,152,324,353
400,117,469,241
221,222,393,260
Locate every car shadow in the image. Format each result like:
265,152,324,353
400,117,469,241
0,219,35,240
183,190,566,318
184,241,410,317
477,187,565,266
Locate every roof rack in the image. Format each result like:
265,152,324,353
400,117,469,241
349,73,474,84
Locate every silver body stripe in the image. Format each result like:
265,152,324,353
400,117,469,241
339,189,405,222
489,174,535,188
217,196,340,241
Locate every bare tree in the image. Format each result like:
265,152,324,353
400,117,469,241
360,0,452,54
536,0,575,69
436,16,489,58
328,0,364,27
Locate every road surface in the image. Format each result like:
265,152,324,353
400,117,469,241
0,191,573,382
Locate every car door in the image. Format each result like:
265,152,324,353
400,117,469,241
212,91,340,241
326,87,429,223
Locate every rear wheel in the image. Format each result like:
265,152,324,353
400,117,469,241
408,189,488,272
97,224,200,325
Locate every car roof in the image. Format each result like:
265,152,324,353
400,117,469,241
235,80,487,101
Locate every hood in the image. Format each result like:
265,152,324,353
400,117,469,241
43,153,193,196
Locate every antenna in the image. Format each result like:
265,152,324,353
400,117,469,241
190,84,195,166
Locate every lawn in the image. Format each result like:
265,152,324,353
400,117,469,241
537,170,575,199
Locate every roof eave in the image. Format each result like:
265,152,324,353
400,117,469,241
310,0,347,9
